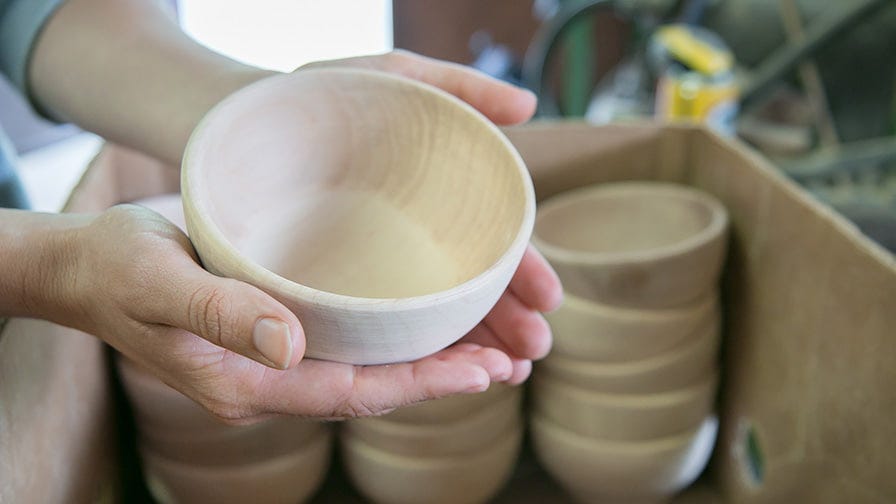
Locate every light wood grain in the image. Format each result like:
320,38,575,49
116,354,329,466
346,386,522,458
533,182,728,309
181,69,535,364
342,423,522,504
532,371,718,441
545,289,718,362
537,313,720,394
140,428,332,504
531,414,718,503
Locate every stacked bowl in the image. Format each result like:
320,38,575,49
118,356,333,504
530,181,729,503
340,384,523,504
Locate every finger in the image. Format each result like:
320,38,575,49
383,51,537,126
510,245,564,312
483,290,553,361
461,324,534,385
261,344,513,418
304,51,537,126
143,250,305,371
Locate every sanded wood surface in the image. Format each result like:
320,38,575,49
182,69,535,365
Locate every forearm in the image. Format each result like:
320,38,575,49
0,209,90,322
28,0,277,166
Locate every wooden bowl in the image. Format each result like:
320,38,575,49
181,69,535,365
141,427,333,504
374,383,516,425
117,354,330,466
531,414,718,503
116,354,233,433
532,182,728,309
341,423,522,504
345,385,522,457
545,289,718,361
537,312,720,394
531,371,718,441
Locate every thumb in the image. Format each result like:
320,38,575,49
151,262,306,370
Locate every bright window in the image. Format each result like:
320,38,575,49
179,0,393,72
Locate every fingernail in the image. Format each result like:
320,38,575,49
253,318,293,369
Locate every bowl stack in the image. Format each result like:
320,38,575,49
530,181,729,503
340,384,523,504
117,356,332,504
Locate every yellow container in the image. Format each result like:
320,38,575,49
652,24,739,135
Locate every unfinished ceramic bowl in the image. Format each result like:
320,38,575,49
532,182,728,309
537,312,720,394
346,386,522,457
546,289,718,361
182,69,535,365
342,423,522,504
141,428,332,504
531,371,718,441
531,414,718,503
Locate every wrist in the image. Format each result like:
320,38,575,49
0,210,93,325
34,216,93,327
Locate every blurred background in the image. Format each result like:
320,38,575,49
389,0,896,253
2,0,894,252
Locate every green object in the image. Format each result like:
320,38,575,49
744,424,765,485
562,3,595,117
891,79,896,135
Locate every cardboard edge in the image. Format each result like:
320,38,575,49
687,127,896,271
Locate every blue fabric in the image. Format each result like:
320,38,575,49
0,129,29,208
0,0,65,208
0,0,65,92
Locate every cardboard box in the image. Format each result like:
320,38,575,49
2,122,894,502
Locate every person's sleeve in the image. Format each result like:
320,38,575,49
0,0,66,94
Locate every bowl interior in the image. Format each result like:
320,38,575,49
186,70,530,299
535,183,716,257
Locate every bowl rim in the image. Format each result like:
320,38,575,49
350,388,521,437
181,68,535,311
540,310,719,376
532,181,728,266
342,421,523,468
553,287,719,324
531,412,719,452
140,428,332,476
534,369,718,407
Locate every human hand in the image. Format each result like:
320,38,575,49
56,52,560,424
60,205,515,423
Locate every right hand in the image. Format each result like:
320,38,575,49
54,204,513,423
